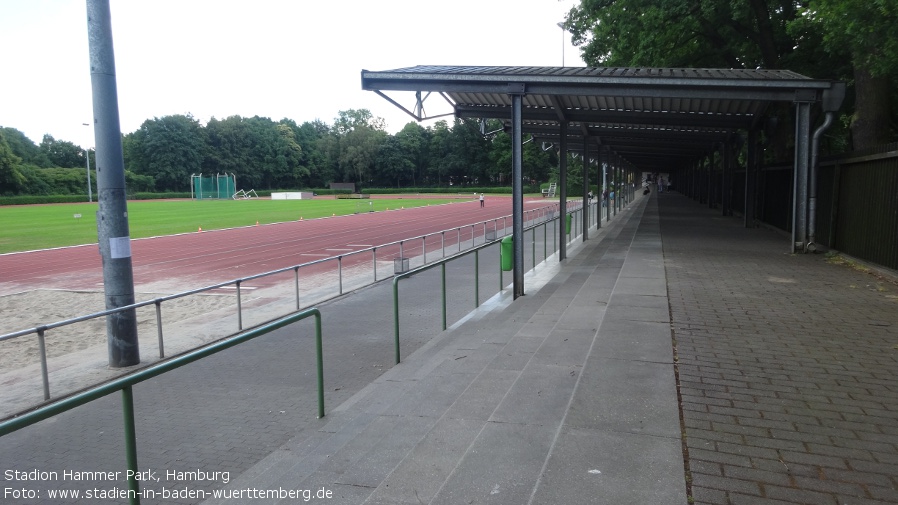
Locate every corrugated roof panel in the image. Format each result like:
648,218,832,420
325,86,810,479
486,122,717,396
362,64,840,172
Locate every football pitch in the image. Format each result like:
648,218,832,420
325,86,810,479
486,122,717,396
0,197,466,254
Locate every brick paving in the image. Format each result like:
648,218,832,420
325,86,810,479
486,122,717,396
660,193,898,505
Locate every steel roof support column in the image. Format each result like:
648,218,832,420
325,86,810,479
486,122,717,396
744,129,759,227
613,155,619,217
611,153,620,216
597,147,603,229
510,89,525,298
691,160,696,201
558,121,568,261
721,142,730,216
792,101,812,253
87,0,140,367
582,137,589,241
604,149,610,223
708,149,715,209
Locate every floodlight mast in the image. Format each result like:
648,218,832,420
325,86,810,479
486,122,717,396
87,0,140,367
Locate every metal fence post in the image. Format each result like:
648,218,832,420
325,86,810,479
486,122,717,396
372,247,377,283
315,313,324,419
38,327,50,400
294,267,301,310
236,280,243,331
338,256,343,295
154,299,164,358
392,279,401,364
532,228,536,269
441,263,447,331
122,385,141,505
475,249,480,308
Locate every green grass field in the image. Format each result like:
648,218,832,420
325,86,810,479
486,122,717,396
0,198,460,254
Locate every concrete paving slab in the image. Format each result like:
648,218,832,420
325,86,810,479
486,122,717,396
387,372,479,418
489,363,580,426
603,299,669,323
530,328,598,367
445,369,520,421
487,335,545,372
554,307,606,331
530,427,685,505
607,292,669,310
566,357,681,438
365,417,485,505
429,422,557,505
610,275,668,297
593,318,674,363
337,378,415,416
429,342,504,376
316,414,403,474
327,414,437,489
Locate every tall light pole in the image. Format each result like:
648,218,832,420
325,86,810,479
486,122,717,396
83,123,92,202
557,22,565,67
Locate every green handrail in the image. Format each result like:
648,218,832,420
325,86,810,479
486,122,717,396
393,240,496,364
392,210,578,364
0,308,323,505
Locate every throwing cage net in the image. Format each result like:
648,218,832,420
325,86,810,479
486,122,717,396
191,173,236,200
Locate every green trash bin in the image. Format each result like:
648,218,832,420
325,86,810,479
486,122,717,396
565,214,572,234
500,236,513,271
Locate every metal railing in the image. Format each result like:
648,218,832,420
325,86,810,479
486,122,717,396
1,202,564,404
0,308,322,505
391,204,594,364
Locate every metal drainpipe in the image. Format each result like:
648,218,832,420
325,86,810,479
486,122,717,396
807,112,834,252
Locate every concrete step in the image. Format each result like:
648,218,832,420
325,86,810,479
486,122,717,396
200,195,688,505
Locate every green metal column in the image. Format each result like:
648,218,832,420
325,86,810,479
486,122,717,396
122,386,141,504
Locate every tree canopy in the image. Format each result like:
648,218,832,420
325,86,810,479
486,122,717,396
565,0,895,150
2,111,558,197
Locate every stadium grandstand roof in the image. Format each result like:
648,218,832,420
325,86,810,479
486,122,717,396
361,65,842,172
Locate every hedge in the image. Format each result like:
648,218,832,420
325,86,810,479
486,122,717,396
0,187,553,206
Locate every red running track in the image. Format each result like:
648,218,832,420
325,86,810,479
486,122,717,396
0,197,557,297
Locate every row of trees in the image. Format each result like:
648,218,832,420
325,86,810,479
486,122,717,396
1,111,559,196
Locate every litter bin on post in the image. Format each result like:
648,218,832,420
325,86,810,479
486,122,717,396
500,236,513,271
565,214,572,235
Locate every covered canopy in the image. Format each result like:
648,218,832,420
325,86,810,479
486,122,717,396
362,65,845,297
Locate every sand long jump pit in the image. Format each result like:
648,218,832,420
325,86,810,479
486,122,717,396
0,288,243,417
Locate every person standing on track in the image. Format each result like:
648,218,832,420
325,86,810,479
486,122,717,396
479,193,485,207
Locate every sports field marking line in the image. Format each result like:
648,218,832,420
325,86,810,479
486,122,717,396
345,244,372,247
325,248,354,252
216,286,258,290
300,253,331,257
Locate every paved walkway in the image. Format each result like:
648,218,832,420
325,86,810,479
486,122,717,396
2,191,896,505
662,194,898,505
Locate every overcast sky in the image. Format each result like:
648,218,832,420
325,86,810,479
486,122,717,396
1,0,583,149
